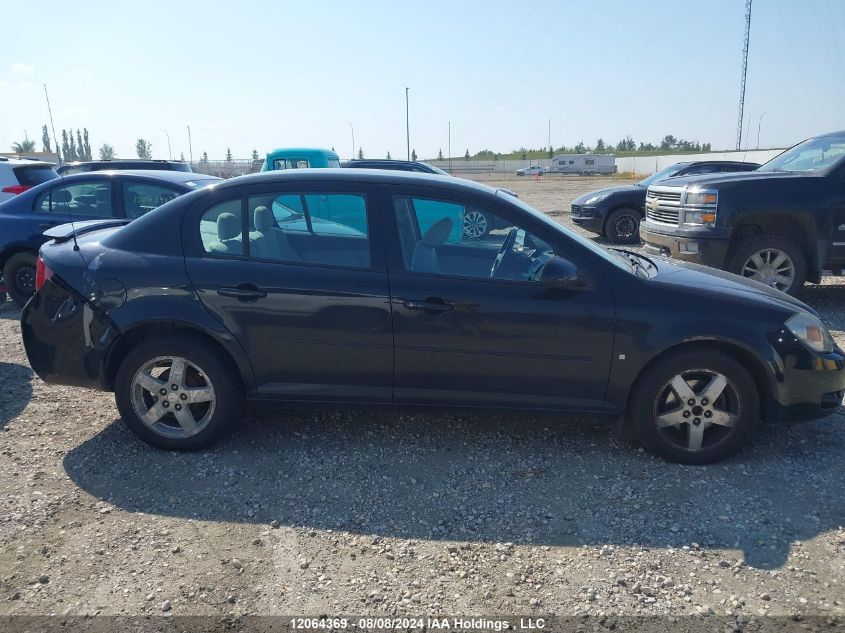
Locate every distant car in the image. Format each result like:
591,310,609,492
57,159,192,175
0,170,220,306
260,148,340,171
516,165,546,177
571,161,760,244
342,159,450,175
21,169,845,463
0,157,59,203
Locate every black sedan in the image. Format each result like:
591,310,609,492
21,170,845,464
0,170,220,306
571,161,759,244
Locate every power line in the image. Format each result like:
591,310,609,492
736,0,752,150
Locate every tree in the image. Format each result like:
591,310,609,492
135,138,152,159
519,147,527,160
76,130,85,159
180,152,185,161
225,147,233,163
464,149,470,161
358,147,364,159
41,125,52,153
200,151,208,165
595,138,606,152
251,149,259,161
98,143,116,160
411,149,417,161
437,148,443,160
386,151,392,159
61,130,70,161
68,130,78,161
574,141,585,153
660,134,677,150
81,128,92,161
10,139,36,153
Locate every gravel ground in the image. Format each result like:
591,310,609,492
0,176,843,628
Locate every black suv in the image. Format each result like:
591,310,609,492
57,159,192,175
641,130,845,295
571,161,759,244
342,159,449,175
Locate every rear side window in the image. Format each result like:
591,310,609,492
200,199,243,256
35,181,113,217
123,182,181,219
272,159,311,170
14,166,58,186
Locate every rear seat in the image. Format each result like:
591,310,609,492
250,206,298,261
206,212,243,255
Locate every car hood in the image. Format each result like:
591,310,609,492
650,170,808,189
649,256,816,316
573,185,642,204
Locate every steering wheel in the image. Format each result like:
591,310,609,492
490,228,519,278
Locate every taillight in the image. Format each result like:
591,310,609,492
1,184,32,195
35,256,54,292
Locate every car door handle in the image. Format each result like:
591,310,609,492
217,285,267,301
403,299,454,313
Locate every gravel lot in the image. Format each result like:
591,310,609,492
0,176,843,628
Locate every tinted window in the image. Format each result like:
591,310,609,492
272,159,311,170
123,182,181,219
36,181,113,217
393,195,553,281
687,165,719,175
13,166,58,186
246,192,370,268
199,199,244,256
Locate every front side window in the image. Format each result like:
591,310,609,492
246,192,370,268
200,199,243,255
123,182,181,219
393,195,554,281
35,181,113,217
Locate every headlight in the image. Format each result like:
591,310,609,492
685,191,718,206
786,312,834,353
683,209,717,226
584,191,612,205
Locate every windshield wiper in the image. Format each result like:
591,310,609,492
614,249,657,276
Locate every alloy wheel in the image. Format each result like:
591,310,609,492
15,264,36,296
652,369,741,452
613,214,638,240
741,248,795,291
462,210,489,240
130,356,216,439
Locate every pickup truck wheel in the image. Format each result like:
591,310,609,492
630,348,758,464
727,234,806,295
3,252,37,307
604,207,641,244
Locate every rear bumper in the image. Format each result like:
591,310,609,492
640,222,730,269
21,277,117,391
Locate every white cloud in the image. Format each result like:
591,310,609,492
12,62,34,75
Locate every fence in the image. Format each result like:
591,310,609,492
189,159,261,178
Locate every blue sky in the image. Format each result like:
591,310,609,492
1,0,842,161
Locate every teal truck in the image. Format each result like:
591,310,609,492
260,148,341,171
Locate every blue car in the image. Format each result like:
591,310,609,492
0,170,220,306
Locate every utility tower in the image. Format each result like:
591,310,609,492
736,0,752,150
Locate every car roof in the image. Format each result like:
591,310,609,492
0,157,55,167
265,147,339,159
61,159,186,166
687,160,759,166
51,170,220,185
212,167,496,194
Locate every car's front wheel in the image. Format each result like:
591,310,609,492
3,251,37,307
605,207,641,244
726,234,807,295
629,348,758,464
114,336,241,450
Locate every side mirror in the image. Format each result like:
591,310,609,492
540,256,585,289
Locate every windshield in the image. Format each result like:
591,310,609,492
636,163,684,187
424,164,449,175
501,192,633,272
758,134,845,173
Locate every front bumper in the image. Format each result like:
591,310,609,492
570,204,605,234
640,221,730,269
21,277,117,391
765,326,845,423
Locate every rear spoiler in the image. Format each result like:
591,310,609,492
44,219,132,243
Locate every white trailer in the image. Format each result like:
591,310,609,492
548,153,616,175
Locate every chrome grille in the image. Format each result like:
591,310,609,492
646,204,680,225
645,187,683,226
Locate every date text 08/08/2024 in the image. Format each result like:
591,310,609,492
289,617,547,630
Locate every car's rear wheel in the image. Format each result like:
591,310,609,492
629,348,758,464
462,210,491,240
3,251,37,307
605,207,641,244
115,336,241,450
726,234,806,295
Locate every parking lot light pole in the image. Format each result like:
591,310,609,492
160,129,172,160
757,113,765,149
405,87,410,161
186,125,193,165
349,122,355,160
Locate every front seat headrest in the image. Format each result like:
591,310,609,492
217,212,240,240
421,217,453,247
52,189,72,203
253,206,274,231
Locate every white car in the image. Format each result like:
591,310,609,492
515,165,546,176
0,157,58,204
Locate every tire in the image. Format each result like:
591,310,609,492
114,335,241,450
604,207,641,244
629,347,758,464
3,251,37,307
462,209,491,240
725,234,807,295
